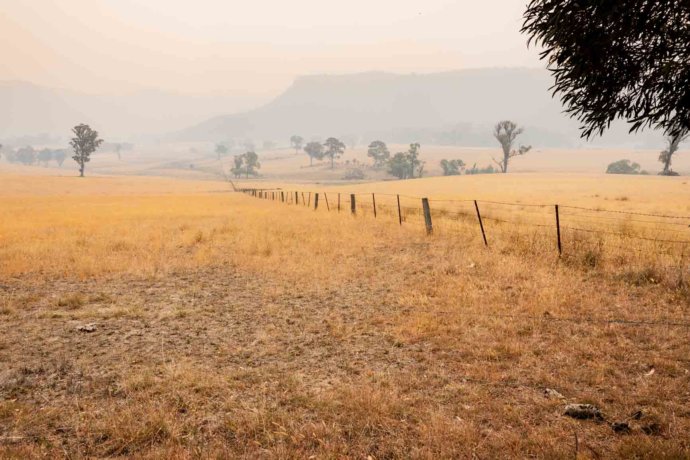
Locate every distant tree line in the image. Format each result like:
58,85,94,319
0,146,68,167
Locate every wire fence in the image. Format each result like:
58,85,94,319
239,187,690,258
236,186,690,381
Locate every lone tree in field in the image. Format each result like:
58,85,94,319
242,151,260,178
290,135,304,154
367,140,390,169
230,151,260,178
522,1,690,140
304,141,324,166
492,121,531,173
215,143,228,160
70,124,103,177
323,137,346,169
440,158,466,176
659,133,688,176
231,154,245,178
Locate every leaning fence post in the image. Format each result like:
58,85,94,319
422,198,433,235
324,193,330,211
555,204,562,256
301,192,305,205
396,194,402,225
314,193,319,210
474,200,488,247
372,193,377,218
350,194,356,215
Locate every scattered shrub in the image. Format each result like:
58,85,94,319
606,159,642,174
342,168,366,180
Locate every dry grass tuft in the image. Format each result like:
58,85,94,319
0,174,689,458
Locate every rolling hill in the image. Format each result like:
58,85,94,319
175,68,663,148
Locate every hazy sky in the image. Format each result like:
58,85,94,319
1,0,542,97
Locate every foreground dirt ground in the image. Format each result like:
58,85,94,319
1,175,689,458
2,264,689,458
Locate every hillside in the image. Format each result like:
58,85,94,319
0,81,261,142
176,68,663,148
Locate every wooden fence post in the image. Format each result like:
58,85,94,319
372,193,377,218
314,193,319,210
474,200,488,247
324,193,330,211
350,194,356,215
397,194,402,225
555,204,562,256
295,191,299,205
301,192,305,205
281,191,284,203
337,193,341,212
307,192,311,207
422,198,433,235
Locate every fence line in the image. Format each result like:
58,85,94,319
237,186,690,332
238,188,690,255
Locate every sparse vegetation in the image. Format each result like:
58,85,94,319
0,173,688,457
659,133,688,176
440,158,465,175
70,123,103,177
323,137,346,169
215,143,228,160
388,143,423,179
367,140,390,169
492,121,531,173
290,135,304,154
606,159,643,175
342,167,365,180
523,0,690,139
303,141,324,166
231,151,261,178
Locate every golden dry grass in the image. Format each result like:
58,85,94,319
1,173,689,458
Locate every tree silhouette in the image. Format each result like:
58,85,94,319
290,135,304,154
492,121,531,173
323,137,345,169
659,133,688,176
215,143,228,160
440,159,466,176
304,142,324,166
367,140,390,169
387,143,424,179
523,1,690,139
70,123,103,177
243,151,260,178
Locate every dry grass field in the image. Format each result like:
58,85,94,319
1,172,689,458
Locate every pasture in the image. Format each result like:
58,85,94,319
1,172,689,458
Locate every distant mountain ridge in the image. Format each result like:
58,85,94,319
0,81,261,143
176,68,664,148
176,68,569,145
